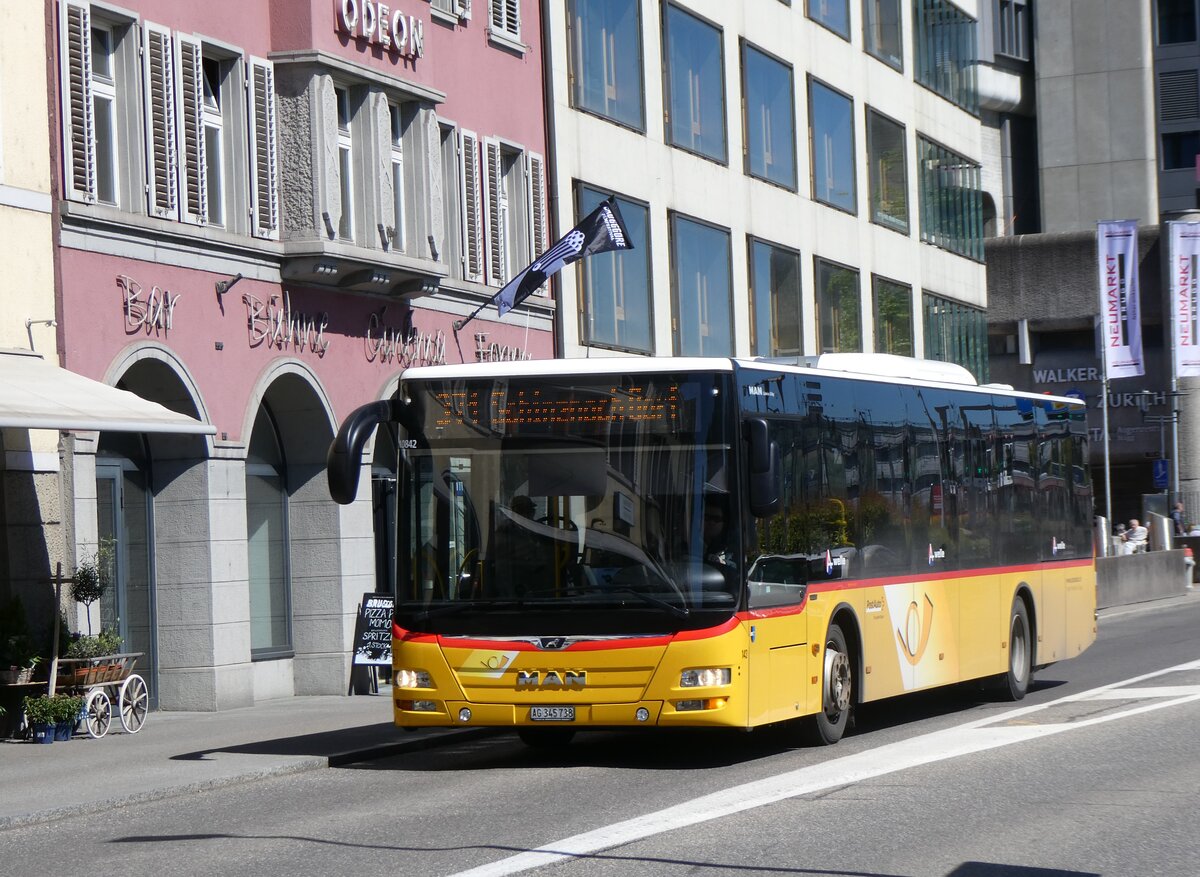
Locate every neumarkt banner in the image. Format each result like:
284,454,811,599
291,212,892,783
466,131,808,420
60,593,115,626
1096,220,1144,380
1169,221,1200,378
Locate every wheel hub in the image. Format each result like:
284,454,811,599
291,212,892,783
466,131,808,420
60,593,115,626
824,646,851,713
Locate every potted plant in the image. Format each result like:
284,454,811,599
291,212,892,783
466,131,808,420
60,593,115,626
22,694,58,744
71,540,113,636
51,694,83,741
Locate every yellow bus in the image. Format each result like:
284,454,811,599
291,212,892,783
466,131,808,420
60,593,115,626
328,354,1096,746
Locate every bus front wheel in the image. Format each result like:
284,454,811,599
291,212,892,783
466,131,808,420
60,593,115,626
1001,598,1033,701
804,622,853,745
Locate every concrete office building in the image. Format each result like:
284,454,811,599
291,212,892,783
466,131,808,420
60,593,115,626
543,0,991,377
981,0,1200,526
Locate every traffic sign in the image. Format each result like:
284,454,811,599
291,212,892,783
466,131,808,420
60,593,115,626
1153,459,1169,489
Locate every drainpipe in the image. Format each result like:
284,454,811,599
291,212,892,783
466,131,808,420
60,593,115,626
539,0,562,359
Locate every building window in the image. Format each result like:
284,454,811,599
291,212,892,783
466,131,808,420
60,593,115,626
1162,131,1200,169
1158,0,1198,44
201,58,225,226
873,276,913,355
59,3,131,206
917,135,983,261
923,291,988,382
438,124,463,276
809,78,856,213
568,0,645,131
335,87,355,241
915,0,978,114
663,3,727,163
579,185,653,353
246,405,291,658
389,104,406,251
483,139,547,288
867,108,908,232
749,238,802,357
808,0,850,39
489,0,522,46
742,42,797,190
671,213,733,356
816,258,861,353
864,0,903,69
995,0,1030,60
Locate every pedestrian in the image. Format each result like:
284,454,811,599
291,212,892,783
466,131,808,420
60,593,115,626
1171,501,1186,536
1125,518,1149,554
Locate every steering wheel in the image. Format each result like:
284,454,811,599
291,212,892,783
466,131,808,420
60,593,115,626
537,515,578,531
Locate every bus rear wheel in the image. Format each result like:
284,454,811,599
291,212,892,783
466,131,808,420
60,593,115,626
1001,597,1033,701
804,622,853,745
518,727,576,748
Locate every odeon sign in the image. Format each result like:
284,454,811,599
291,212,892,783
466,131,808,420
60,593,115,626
335,0,425,58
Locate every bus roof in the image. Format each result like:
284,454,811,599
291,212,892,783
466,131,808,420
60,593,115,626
398,354,1084,408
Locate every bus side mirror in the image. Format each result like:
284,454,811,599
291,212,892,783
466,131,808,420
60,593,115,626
327,400,393,505
745,418,780,517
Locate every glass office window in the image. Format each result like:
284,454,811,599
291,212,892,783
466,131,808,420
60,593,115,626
873,276,913,355
923,291,988,382
810,79,856,213
664,3,727,162
1162,131,1200,169
918,136,983,261
579,185,653,353
914,0,978,114
742,43,797,189
996,0,1030,60
816,258,862,353
864,0,903,68
672,214,733,355
867,109,908,232
808,0,850,38
568,0,645,130
750,238,803,356
1158,0,1198,44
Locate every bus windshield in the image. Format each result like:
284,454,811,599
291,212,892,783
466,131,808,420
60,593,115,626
395,370,740,636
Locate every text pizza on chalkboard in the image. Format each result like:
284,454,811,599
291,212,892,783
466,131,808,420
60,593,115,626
352,593,394,666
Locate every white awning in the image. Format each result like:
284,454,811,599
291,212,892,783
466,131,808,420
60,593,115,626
0,349,215,435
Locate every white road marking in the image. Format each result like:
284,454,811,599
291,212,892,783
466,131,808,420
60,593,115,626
446,660,1200,877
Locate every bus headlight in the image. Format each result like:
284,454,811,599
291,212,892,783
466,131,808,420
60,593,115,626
680,668,731,687
394,669,433,689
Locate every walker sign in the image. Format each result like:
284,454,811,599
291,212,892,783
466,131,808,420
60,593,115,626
1096,220,1144,380
1169,221,1200,378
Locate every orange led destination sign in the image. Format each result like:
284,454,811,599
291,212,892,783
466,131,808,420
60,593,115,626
432,384,682,430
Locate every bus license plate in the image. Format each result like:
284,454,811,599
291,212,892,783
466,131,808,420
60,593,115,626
529,706,575,722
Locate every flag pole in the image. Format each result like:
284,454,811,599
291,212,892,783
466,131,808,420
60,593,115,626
453,291,500,333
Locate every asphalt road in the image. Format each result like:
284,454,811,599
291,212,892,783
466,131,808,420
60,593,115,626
5,597,1199,877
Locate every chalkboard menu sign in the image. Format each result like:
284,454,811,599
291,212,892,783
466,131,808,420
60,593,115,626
352,593,394,666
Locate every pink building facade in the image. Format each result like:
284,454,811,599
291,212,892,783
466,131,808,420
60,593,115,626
50,0,551,708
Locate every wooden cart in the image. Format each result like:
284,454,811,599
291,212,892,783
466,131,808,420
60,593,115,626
55,653,148,738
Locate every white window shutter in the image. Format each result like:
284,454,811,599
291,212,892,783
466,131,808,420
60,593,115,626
526,152,546,261
247,56,279,239
459,129,484,283
483,137,505,286
60,1,95,202
175,34,206,224
505,0,520,39
142,22,177,218
457,0,472,21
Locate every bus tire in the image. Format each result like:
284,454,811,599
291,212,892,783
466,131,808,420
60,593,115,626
1002,597,1033,701
804,622,853,745
518,727,576,748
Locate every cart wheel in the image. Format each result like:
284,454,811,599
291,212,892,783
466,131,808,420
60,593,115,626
119,674,148,733
84,689,112,738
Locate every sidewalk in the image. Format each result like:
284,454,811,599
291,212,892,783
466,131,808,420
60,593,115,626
0,688,494,831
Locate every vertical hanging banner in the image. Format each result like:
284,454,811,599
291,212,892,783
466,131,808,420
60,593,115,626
1096,220,1144,379
1170,221,1200,378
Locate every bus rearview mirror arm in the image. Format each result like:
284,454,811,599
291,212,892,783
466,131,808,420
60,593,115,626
745,418,781,517
327,400,395,504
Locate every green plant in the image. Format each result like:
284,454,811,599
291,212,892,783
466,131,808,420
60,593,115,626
65,627,123,658
22,695,57,726
3,634,39,670
71,540,114,635
51,695,83,725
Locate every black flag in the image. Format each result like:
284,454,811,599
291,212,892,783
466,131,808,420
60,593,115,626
496,196,633,317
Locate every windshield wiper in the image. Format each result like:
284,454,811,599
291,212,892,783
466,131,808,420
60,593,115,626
517,585,690,619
